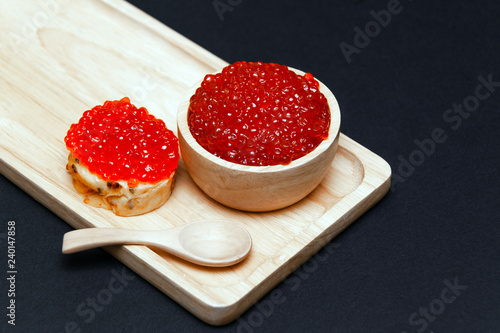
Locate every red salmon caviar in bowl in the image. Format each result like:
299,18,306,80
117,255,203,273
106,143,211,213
65,97,179,216
188,62,330,166
177,62,341,212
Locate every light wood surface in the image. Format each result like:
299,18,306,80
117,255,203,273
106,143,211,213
177,68,341,212
62,220,252,267
0,0,391,325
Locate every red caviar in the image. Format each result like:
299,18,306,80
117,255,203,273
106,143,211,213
188,61,330,166
65,97,179,186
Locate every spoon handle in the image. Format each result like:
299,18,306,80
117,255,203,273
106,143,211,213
62,228,154,254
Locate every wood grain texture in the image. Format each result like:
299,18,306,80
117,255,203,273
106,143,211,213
0,0,391,325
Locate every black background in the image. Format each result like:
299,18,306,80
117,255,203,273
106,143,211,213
1,0,499,332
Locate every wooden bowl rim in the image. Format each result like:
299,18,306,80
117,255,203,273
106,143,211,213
177,67,341,174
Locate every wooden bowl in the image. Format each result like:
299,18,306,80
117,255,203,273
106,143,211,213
177,68,341,212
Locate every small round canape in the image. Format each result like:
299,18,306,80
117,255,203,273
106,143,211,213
65,97,179,216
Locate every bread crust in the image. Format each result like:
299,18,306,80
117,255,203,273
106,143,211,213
67,152,175,216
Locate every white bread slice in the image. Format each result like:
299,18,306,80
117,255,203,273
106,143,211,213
67,152,175,216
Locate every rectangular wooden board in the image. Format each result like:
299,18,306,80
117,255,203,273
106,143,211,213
0,0,391,325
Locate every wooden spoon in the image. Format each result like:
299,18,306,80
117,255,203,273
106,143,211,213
62,220,252,267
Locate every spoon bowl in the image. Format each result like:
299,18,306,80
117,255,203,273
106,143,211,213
62,220,252,267
178,221,251,262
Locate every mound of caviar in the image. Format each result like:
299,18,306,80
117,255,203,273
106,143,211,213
65,97,179,186
188,61,330,166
